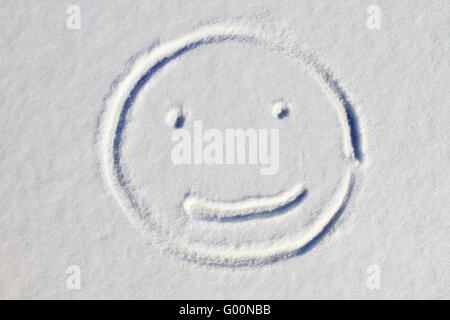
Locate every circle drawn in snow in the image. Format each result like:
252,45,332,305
99,24,363,266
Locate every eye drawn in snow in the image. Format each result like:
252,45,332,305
98,23,363,266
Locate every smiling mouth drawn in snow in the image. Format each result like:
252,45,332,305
184,184,307,221
98,22,363,266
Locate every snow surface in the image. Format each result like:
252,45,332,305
0,0,449,299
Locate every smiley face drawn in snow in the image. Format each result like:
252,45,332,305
99,24,363,266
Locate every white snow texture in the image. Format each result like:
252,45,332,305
0,0,449,299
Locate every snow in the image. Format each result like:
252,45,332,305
0,0,448,299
